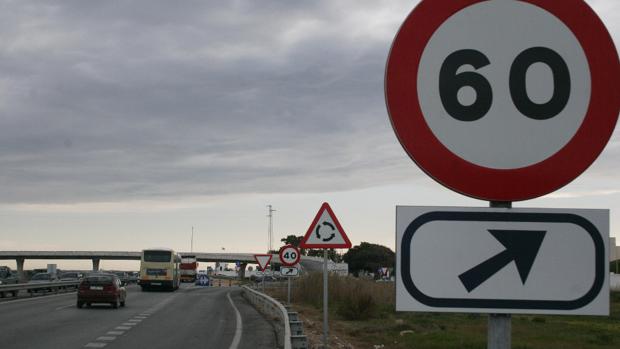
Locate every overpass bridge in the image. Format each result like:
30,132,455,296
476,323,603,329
0,251,326,281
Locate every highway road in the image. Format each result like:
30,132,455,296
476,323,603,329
0,284,277,349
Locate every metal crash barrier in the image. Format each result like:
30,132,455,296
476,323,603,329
0,281,80,297
242,285,309,349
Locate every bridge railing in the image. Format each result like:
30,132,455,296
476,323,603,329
0,281,80,297
241,285,292,349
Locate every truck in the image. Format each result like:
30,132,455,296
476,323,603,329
180,255,198,283
0,266,19,297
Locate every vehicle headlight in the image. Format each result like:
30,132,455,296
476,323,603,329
0,280,3,284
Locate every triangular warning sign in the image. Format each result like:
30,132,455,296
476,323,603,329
300,202,352,249
254,254,272,271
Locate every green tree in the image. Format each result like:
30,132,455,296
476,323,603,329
307,248,342,262
343,242,395,276
280,235,306,255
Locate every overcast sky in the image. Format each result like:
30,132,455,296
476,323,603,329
0,0,618,270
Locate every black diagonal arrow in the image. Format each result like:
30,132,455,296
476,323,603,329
458,229,546,293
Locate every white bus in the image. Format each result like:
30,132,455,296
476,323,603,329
139,248,181,291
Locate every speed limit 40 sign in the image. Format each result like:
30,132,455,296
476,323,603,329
385,0,619,201
279,245,301,266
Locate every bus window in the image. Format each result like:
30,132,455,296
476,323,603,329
143,250,172,262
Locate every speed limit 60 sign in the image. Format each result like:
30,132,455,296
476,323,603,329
385,0,619,201
279,245,301,266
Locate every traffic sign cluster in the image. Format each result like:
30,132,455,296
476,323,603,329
386,0,618,317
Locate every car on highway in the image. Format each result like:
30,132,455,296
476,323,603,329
0,266,19,297
59,272,83,290
59,272,83,281
27,273,60,293
111,271,129,285
77,273,126,309
127,271,139,284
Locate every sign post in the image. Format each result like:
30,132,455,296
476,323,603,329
279,245,301,305
301,203,352,349
488,201,512,349
386,0,618,348
323,249,328,346
279,266,300,304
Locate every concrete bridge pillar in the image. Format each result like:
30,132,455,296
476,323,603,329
92,258,100,271
238,263,247,280
16,257,26,283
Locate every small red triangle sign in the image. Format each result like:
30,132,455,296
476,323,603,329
300,202,352,249
254,254,272,271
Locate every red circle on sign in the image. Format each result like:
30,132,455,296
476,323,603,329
385,0,620,201
279,245,301,266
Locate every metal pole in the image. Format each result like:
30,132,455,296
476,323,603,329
287,276,291,305
267,205,276,252
323,249,328,348
191,226,194,253
488,201,512,349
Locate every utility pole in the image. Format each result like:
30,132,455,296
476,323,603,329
267,205,276,252
191,226,194,253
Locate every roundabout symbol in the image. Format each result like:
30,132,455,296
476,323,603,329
316,221,336,242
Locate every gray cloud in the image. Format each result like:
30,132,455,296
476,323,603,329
0,0,617,204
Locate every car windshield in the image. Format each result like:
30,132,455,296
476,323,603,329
31,274,51,280
144,251,171,263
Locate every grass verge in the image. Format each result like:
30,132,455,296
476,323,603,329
266,273,620,349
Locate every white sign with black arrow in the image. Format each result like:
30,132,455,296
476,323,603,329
280,266,299,277
396,206,609,315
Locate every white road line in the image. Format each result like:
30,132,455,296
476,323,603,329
96,336,116,341
107,331,124,335
55,304,74,311
121,322,137,326
135,316,147,319
128,319,142,322
84,343,106,348
115,326,131,330
227,291,243,349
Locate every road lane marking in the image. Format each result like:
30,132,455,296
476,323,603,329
96,336,115,341
227,291,243,349
55,304,74,310
83,291,179,348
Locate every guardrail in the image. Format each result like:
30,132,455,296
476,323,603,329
242,285,292,349
0,281,80,297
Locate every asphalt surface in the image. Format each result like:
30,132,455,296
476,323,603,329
0,284,277,349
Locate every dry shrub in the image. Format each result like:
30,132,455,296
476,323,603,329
292,272,395,320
